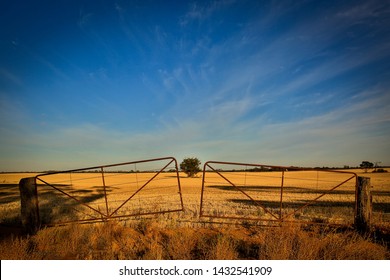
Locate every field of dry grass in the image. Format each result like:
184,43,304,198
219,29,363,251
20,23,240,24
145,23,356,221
0,220,388,260
0,167,389,260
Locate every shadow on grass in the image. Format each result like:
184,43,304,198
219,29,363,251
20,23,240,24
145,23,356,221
0,184,21,204
226,199,389,214
207,185,356,195
229,198,356,210
0,183,111,236
0,225,24,240
37,184,116,225
372,190,390,196
373,203,390,213
0,184,24,238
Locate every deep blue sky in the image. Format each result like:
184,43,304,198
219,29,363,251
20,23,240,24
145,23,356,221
1,0,389,171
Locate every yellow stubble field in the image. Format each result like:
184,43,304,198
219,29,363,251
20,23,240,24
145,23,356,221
0,168,389,227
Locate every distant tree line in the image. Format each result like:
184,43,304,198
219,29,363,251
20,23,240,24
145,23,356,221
359,161,387,173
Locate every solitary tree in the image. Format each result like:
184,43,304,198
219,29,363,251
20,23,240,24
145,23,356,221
360,161,374,173
180,157,201,177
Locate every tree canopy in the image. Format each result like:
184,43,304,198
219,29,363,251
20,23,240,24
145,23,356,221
180,157,201,177
360,161,374,172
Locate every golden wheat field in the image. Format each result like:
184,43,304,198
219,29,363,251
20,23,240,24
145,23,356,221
1,167,390,226
0,166,389,260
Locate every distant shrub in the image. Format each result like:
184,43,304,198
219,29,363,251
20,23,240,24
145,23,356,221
373,168,388,173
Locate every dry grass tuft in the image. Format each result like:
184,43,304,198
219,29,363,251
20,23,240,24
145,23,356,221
0,221,388,260
257,224,388,260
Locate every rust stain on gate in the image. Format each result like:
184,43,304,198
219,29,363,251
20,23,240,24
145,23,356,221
200,161,358,226
35,157,184,226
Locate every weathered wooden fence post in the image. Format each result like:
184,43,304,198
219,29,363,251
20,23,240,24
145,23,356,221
19,177,40,234
355,176,372,233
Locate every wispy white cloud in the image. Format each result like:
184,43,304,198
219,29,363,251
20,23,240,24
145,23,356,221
78,8,94,31
335,0,389,23
0,68,23,86
179,0,236,26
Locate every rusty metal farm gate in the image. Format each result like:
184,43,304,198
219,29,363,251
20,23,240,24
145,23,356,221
34,157,184,226
200,161,358,226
